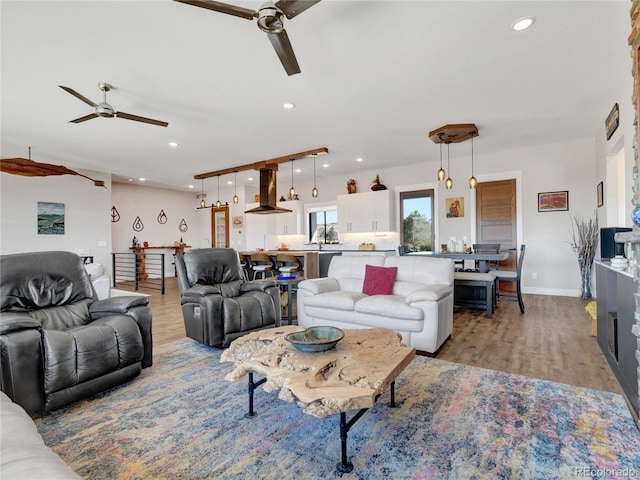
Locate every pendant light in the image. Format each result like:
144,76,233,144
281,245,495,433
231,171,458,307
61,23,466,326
468,131,477,189
311,154,319,198
289,159,296,199
233,171,239,204
437,135,445,181
199,179,206,208
445,141,453,190
215,175,222,208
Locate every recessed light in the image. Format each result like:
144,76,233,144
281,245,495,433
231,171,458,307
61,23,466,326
227,181,233,185
512,16,534,31
295,168,301,173
139,177,146,182
128,178,134,182
188,185,194,189
282,102,295,109
322,164,329,168
356,157,363,162
247,177,254,182
168,141,179,147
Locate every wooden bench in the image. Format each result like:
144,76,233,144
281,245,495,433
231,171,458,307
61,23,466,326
453,272,497,318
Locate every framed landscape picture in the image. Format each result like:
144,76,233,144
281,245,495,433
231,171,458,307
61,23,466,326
37,201,65,234
538,191,568,212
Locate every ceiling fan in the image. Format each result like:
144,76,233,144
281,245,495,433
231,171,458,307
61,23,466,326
59,83,169,127
174,0,321,76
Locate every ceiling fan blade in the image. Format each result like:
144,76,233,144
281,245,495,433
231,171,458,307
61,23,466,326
69,113,99,123
116,111,169,127
267,30,301,76
275,0,320,20
173,0,256,20
59,85,98,107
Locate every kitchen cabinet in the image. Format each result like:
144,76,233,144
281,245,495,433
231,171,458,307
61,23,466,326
275,200,303,235
337,190,392,233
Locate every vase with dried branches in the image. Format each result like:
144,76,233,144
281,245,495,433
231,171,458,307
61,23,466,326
568,212,599,299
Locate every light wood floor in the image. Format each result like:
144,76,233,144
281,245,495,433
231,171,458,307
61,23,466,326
136,278,624,398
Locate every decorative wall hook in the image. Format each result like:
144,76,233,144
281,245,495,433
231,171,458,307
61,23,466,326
111,206,120,222
157,209,167,224
179,219,188,232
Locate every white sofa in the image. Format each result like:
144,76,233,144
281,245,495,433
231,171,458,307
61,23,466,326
84,263,110,300
297,255,454,354
1,391,82,479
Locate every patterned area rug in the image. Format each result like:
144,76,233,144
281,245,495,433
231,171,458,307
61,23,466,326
36,338,640,479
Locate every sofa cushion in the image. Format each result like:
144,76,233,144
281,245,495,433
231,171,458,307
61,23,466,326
355,295,423,320
362,265,397,295
304,291,367,311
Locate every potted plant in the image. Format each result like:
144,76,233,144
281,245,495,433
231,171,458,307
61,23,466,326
568,211,599,299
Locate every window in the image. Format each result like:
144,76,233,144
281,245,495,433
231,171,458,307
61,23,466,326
400,189,434,252
308,208,339,244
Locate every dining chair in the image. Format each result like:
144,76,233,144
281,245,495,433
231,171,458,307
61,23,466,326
249,252,276,280
489,244,526,314
472,243,501,271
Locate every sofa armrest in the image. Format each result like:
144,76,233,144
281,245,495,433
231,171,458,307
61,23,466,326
0,313,41,335
406,285,452,303
89,296,149,315
240,279,276,293
298,277,340,295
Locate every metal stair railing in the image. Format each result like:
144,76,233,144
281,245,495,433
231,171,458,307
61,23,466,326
111,252,165,294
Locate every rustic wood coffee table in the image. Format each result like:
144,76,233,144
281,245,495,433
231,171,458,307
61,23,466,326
220,326,416,473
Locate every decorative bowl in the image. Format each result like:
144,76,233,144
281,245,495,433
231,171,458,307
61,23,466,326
276,274,297,280
285,326,344,352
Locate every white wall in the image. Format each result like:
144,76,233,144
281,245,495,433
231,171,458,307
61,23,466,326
0,168,112,267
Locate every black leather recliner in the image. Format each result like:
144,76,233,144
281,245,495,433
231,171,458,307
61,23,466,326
176,248,280,348
0,251,153,417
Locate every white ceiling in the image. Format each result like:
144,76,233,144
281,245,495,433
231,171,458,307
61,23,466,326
0,1,631,192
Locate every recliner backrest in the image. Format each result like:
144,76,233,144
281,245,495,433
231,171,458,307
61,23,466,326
181,248,245,289
0,251,95,330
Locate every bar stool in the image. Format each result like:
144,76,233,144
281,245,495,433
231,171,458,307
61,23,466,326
250,253,275,280
276,253,303,276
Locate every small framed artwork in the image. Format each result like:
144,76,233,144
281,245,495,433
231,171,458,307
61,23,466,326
538,191,569,212
605,103,619,141
597,182,604,207
37,201,65,234
445,197,464,218
232,216,243,228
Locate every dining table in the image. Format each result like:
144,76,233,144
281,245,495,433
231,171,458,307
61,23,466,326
406,251,509,273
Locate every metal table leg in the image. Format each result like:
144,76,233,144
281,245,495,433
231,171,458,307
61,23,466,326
245,372,266,418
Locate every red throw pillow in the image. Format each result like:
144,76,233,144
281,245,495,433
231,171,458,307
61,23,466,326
362,264,398,295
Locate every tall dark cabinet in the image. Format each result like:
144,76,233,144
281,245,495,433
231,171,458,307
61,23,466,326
595,261,639,418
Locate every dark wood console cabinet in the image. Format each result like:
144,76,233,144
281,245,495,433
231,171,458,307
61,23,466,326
595,261,639,418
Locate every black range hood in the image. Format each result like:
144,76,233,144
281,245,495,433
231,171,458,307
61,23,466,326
244,168,293,215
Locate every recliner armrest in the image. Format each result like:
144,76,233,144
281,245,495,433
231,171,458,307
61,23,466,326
298,277,340,295
406,285,452,303
89,296,149,315
0,314,41,335
240,279,276,293
180,285,221,298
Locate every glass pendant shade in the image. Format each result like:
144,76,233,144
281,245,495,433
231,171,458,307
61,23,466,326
468,176,477,189
311,154,319,197
233,171,239,204
445,177,453,189
289,160,295,198
437,143,445,181
200,198,206,208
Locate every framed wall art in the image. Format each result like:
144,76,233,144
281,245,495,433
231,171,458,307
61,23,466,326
538,191,569,212
445,197,464,218
605,103,619,141
37,201,65,234
597,182,604,207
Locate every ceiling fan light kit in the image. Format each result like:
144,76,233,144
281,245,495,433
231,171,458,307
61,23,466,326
429,123,479,191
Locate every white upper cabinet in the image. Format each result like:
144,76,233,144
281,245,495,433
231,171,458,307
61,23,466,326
275,200,303,235
338,190,392,233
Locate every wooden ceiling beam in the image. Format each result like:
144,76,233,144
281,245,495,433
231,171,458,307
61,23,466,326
194,147,329,180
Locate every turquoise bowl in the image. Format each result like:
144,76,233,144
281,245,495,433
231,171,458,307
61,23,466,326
285,326,344,352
